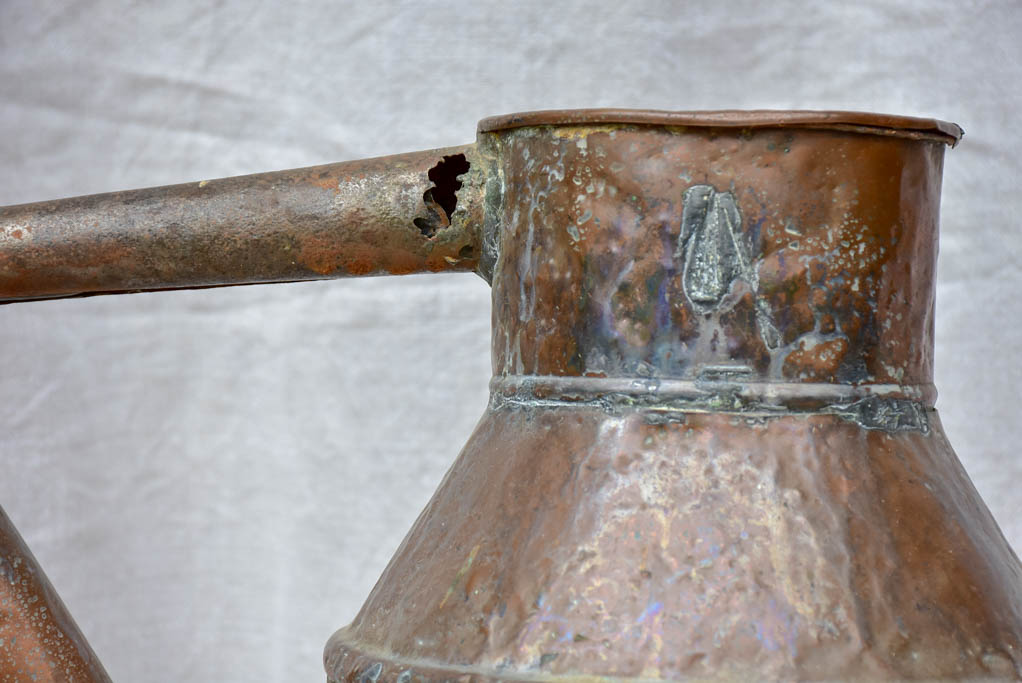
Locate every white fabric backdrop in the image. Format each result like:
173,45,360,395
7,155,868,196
1,1,1019,680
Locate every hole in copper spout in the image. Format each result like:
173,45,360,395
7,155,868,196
414,154,470,237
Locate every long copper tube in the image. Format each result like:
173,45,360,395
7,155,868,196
0,145,481,303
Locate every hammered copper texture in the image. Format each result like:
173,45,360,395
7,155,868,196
328,408,1022,681
490,125,942,390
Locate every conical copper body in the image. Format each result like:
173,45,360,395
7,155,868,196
325,113,1022,680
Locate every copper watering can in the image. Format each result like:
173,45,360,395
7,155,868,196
2,109,1020,682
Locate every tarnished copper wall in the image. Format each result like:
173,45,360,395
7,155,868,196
328,410,1022,680
490,125,942,393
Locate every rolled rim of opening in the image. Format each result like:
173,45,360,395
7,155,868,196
478,109,963,146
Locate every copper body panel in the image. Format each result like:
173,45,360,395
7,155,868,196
2,111,1020,681
327,411,1021,680
0,507,110,682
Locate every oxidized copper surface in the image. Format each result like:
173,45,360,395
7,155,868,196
488,125,942,390
0,506,110,682
327,410,1021,680
0,146,483,303
1,110,1019,682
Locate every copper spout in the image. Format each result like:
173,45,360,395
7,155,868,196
0,145,483,303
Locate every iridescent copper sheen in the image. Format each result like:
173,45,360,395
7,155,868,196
3,110,1020,682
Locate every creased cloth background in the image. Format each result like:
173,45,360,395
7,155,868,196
0,1,1019,680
